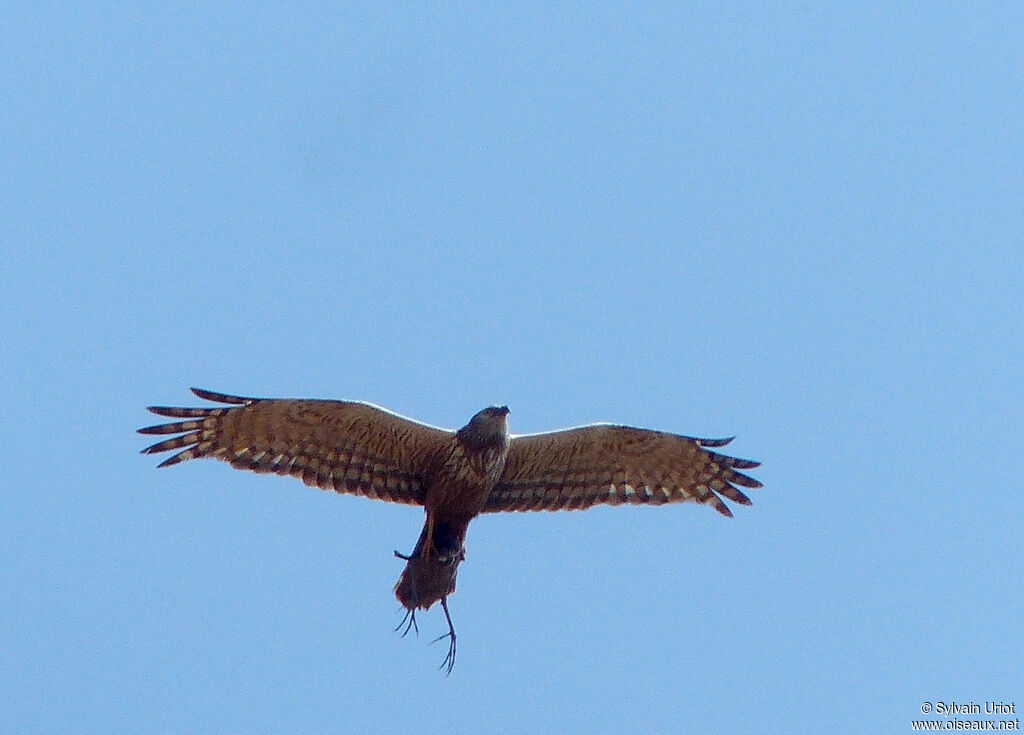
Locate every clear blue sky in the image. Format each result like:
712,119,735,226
3,4,1021,733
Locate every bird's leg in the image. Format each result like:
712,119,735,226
421,510,436,561
430,596,457,675
393,552,420,637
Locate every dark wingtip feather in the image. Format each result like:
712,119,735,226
728,471,762,489
140,433,200,455
138,420,199,435
155,448,198,467
190,387,251,404
715,484,753,506
146,406,213,418
732,492,754,506
697,436,735,447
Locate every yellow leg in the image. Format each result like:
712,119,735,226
422,511,435,560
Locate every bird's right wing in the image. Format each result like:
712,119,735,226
484,424,760,517
139,388,452,505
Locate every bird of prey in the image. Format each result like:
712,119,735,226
139,388,761,673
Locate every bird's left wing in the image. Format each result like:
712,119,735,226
483,424,760,517
139,388,452,505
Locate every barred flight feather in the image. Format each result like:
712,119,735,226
139,387,453,506
484,424,761,517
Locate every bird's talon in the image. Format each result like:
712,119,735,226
439,637,456,676
395,608,419,638
438,597,457,675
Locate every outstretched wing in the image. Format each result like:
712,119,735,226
484,425,761,517
139,388,452,505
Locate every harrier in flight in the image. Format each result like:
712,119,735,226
139,388,761,673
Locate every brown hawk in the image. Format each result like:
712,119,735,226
139,388,761,673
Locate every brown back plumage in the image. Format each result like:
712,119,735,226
486,425,761,517
139,388,452,505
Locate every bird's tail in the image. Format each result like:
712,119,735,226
393,519,466,610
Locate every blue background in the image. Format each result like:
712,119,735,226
3,4,1021,733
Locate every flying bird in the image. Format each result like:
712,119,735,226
139,388,761,673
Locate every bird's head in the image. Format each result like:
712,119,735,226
457,405,510,450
